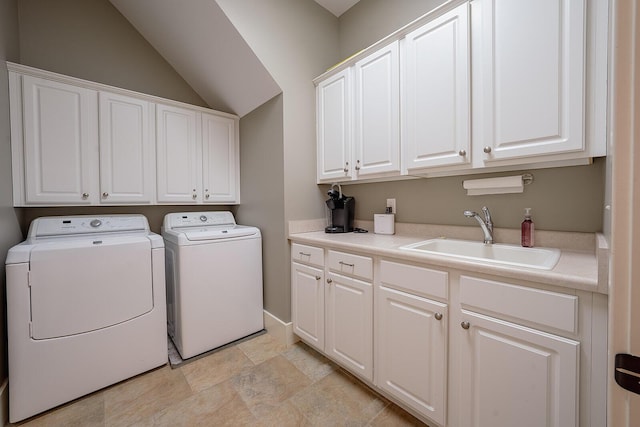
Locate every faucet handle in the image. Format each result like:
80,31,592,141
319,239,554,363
481,206,493,231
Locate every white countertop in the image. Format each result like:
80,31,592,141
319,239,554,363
288,221,608,295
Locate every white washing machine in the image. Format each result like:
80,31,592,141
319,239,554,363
5,215,167,423
162,211,264,359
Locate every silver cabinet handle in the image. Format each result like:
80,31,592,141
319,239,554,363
483,146,492,154
192,189,197,200
339,261,354,267
205,189,210,199
461,321,470,330
82,193,89,200
458,150,466,156
298,252,311,257
343,162,349,173
355,160,361,171
326,278,333,284
434,312,443,321
102,192,109,198
315,276,321,281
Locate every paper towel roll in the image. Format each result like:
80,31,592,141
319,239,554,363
463,175,524,195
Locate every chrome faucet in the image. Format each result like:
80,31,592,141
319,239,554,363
464,206,493,244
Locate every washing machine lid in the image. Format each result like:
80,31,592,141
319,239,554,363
28,235,154,340
183,225,258,241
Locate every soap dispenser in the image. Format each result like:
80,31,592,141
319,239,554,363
521,208,534,247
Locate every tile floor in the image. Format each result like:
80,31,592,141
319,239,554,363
9,333,429,426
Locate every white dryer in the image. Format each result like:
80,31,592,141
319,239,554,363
5,215,167,423
162,211,264,359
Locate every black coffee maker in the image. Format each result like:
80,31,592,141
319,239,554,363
325,184,355,233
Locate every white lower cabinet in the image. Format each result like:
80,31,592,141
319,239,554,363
291,246,373,382
290,243,601,427
326,271,373,381
377,285,447,425
291,261,325,351
454,275,581,427
456,310,579,427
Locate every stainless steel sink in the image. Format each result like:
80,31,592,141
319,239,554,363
399,238,561,270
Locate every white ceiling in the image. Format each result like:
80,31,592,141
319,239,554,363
109,0,281,117
314,0,361,17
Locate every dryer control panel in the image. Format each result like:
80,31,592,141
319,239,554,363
28,215,149,239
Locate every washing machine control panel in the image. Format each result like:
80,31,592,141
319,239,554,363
165,211,236,229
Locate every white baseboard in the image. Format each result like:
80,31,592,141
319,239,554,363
263,310,298,346
0,378,7,426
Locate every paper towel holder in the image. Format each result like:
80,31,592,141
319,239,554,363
462,173,534,196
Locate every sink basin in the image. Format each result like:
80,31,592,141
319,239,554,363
400,238,561,270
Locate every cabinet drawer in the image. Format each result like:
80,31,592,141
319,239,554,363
328,250,373,281
379,260,448,300
291,243,324,268
460,276,578,334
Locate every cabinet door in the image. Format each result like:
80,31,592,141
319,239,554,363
377,286,447,425
325,272,373,381
291,262,325,352
404,3,470,172
475,0,585,162
354,41,400,177
201,113,239,203
458,309,579,427
22,75,98,204
156,104,200,203
317,68,352,182
99,92,153,204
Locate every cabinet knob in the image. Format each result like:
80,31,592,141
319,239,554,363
205,193,210,199
434,312,443,321
102,192,109,198
483,146,492,154
315,276,321,281
343,162,349,173
355,160,361,171
461,321,471,330
82,193,89,200
458,149,466,157
326,278,333,284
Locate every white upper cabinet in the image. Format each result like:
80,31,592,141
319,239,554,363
19,75,99,205
315,0,606,181
201,112,239,204
353,41,401,178
474,0,586,164
99,92,154,204
403,3,471,173
156,104,200,204
9,62,240,206
317,68,352,183
156,106,240,205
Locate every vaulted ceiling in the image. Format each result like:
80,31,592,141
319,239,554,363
109,0,281,117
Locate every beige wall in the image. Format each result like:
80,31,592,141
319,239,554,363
339,0,447,58
217,0,340,322
235,95,287,322
17,0,208,107
337,0,606,233
0,0,24,387
336,159,605,232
